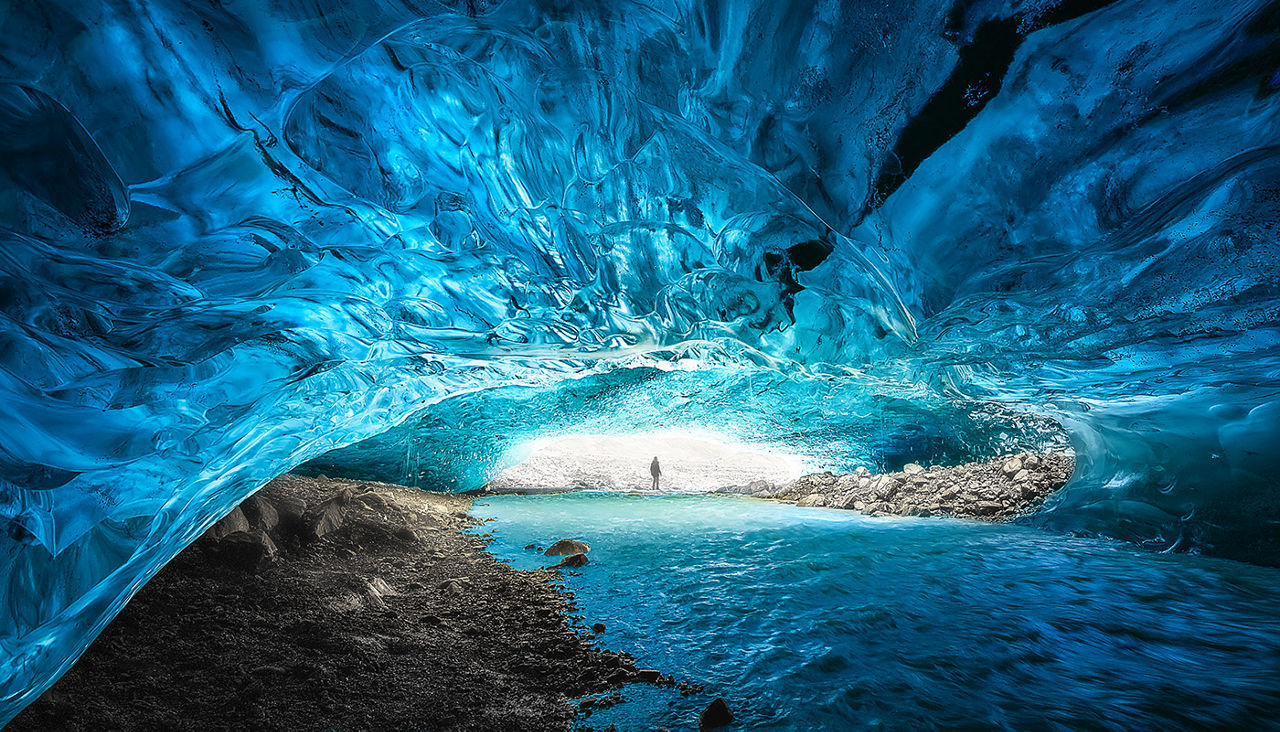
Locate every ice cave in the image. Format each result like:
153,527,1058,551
2,0,1280,727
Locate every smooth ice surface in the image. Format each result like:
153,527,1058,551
2,0,1280,719
474,494,1280,729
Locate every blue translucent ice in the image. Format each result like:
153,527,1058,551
2,0,1280,720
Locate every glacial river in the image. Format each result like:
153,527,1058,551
470,493,1280,730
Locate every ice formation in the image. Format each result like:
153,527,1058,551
1,0,1279,719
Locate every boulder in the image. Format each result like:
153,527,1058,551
356,491,389,511
302,490,352,542
210,529,278,571
207,506,250,540
796,494,826,507
240,494,279,532
275,495,307,524
699,697,735,730
544,539,590,556
903,463,924,475
973,501,1005,516
1002,457,1023,476
556,554,588,568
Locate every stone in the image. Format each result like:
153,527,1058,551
1013,469,1030,482
275,495,307,524
211,529,278,571
240,494,278,532
302,490,352,542
356,491,388,511
699,697,735,730
853,500,866,511
545,539,590,556
903,463,924,475
592,622,606,633
973,501,1005,515
207,506,249,540
556,553,588,568
1002,457,1023,475
853,466,870,477
796,494,826,507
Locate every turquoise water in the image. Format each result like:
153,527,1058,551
469,493,1280,730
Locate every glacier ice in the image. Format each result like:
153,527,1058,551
2,0,1280,720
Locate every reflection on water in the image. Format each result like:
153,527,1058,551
470,493,1280,730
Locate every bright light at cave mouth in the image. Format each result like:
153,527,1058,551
487,432,812,494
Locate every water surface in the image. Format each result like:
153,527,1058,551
470,493,1280,730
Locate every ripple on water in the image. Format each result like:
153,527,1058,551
470,493,1280,730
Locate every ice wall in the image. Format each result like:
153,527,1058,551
1,0,1279,720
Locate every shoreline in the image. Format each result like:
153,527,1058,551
723,452,1075,520
10,474,662,731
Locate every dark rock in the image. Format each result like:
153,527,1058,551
393,526,419,542
210,529,278,572
356,491,388,511
274,495,307,538
556,554,588,569
545,539,590,556
699,697,734,730
206,506,250,540
592,622,606,633
240,494,279,532
302,490,352,542
636,668,661,682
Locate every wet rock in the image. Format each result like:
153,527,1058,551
636,668,661,682
699,697,735,730
903,463,924,475
556,554,588,569
1002,457,1023,475
796,494,826,507
592,622,606,633
545,539,590,556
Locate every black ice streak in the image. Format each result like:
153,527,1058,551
866,0,1120,219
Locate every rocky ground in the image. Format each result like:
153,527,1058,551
10,474,689,732
723,452,1074,521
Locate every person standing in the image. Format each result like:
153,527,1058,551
650,456,662,491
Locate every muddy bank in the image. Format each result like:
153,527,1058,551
10,475,656,731
723,452,1074,520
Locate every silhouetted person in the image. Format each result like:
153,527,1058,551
650,456,661,491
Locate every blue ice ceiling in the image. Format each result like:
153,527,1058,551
2,0,1280,719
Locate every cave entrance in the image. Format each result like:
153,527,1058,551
484,432,811,494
